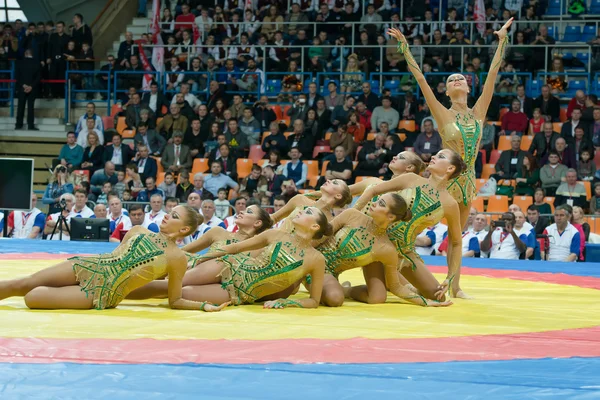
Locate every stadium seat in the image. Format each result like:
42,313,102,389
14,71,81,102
499,108,509,120
236,159,253,178
121,129,136,139
520,135,533,151
366,132,376,141
154,157,164,174
383,80,400,93
472,196,485,212
578,180,592,200
116,117,127,134
156,117,163,127
73,170,90,180
305,160,319,181
355,146,363,161
102,116,114,129
313,145,330,159
325,132,332,142
513,196,533,211
576,52,590,66
110,104,122,117
192,158,209,174
560,108,568,122
526,79,540,98
592,0,600,14
544,196,555,212
487,195,509,213
156,172,165,186
475,179,487,193
497,136,512,151
547,26,556,40
553,122,563,132
482,164,495,179
369,80,380,94
489,150,502,164
398,120,416,131
321,160,330,176
248,145,265,163
352,161,358,169
546,0,561,15
563,26,581,42
284,131,294,139
355,176,370,183
568,80,586,96
303,79,313,93
267,79,281,95
581,25,597,42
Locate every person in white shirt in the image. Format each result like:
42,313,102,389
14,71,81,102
75,103,103,136
44,193,75,241
282,147,308,187
6,193,46,239
145,193,166,226
194,9,213,40
171,82,201,111
77,117,105,148
465,206,477,232
415,223,447,256
481,212,528,260
224,197,247,232
183,199,225,244
70,189,94,218
544,205,581,262
93,203,108,219
512,210,536,259
107,196,132,233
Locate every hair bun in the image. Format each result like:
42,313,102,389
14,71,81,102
324,222,334,237
402,209,413,222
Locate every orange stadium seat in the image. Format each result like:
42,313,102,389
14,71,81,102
248,145,266,163
553,122,563,132
156,117,163,127
116,117,127,134
352,161,358,169
487,195,509,213
325,132,332,142
261,131,271,144
102,116,114,129
475,179,487,193
472,196,485,212
520,135,533,151
305,160,319,181
560,107,567,122
321,161,330,176
121,129,136,139
153,157,164,174
499,108,509,120
482,164,495,179
313,145,330,159
512,196,533,211
192,158,209,174
236,159,253,178
398,120,416,131
156,172,165,186
366,132,376,141
497,136,512,151
489,150,502,164
543,196,555,212
578,181,592,200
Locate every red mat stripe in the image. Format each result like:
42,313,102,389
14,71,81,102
1,326,599,365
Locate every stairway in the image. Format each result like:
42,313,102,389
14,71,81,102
109,17,152,56
0,116,67,138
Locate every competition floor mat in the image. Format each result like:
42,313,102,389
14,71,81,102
1,239,599,399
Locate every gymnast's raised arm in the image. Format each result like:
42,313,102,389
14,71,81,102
354,173,420,210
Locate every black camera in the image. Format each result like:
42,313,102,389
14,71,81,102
59,198,68,209
495,220,506,228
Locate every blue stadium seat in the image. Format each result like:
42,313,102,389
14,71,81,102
267,79,281,95
563,26,581,42
547,26,556,40
303,79,314,93
526,79,540,98
581,25,597,42
369,80,380,94
546,0,562,15
591,0,600,14
383,80,400,91
576,52,589,66
567,80,587,97
562,52,574,60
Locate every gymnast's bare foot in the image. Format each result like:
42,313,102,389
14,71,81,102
452,288,473,299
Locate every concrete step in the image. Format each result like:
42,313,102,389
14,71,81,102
132,17,151,27
0,117,62,125
0,123,66,132
0,129,67,139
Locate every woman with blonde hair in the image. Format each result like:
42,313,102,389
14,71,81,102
42,165,74,209
80,131,104,174
341,53,363,94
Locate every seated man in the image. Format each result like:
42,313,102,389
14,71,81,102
413,119,442,162
93,203,107,219
183,199,226,244
109,204,159,243
145,193,166,225
161,131,193,174
107,196,131,233
175,171,194,202
189,172,214,200
6,193,46,239
544,204,580,262
324,145,353,184
500,99,529,136
262,165,286,202
70,188,94,218
513,210,536,259
480,212,528,260
204,160,239,198
58,131,84,171
439,229,480,258
238,108,262,146
282,147,307,187
494,135,527,179
75,102,103,136
415,223,447,256
224,197,247,232
77,117,105,148
137,176,165,202
555,168,588,209
354,133,387,177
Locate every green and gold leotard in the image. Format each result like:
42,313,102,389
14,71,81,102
70,233,169,310
218,240,307,305
387,183,444,270
185,238,240,269
440,118,482,206
317,226,377,279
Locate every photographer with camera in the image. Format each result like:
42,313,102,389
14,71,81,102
42,165,74,213
287,94,309,123
44,193,75,241
480,212,528,260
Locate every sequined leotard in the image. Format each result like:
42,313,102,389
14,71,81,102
387,183,444,270
218,240,308,305
186,238,240,269
440,118,482,206
70,233,169,310
317,226,378,278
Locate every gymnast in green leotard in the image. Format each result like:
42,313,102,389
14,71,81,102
353,149,466,301
0,206,228,311
388,19,513,297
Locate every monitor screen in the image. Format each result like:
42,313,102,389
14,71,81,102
70,218,110,242
0,158,34,210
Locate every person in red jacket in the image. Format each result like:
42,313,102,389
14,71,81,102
500,99,529,136
566,90,587,120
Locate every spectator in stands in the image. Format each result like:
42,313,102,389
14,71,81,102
261,6,284,40
415,223,447,256
567,90,587,120
355,101,372,133
204,160,239,198
6,193,45,239
285,3,309,36
228,94,246,121
175,4,195,34
173,93,195,122
356,82,380,112
413,120,442,162
262,121,288,155
222,196,244,231
158,171,176,198
125,92,144,129
287,93,309,122
122,54,144,94
137,176,165,203
206,80,224,112
200,200,226,233
161,131,192,175
69,188,93,218
71,13,92,51
80,131,104,174
329,124,355,158
252,96,276,131
109,203,149,243
544,205,580,262
552,137,576,169
555,169,588,209
183,118,204,158
58,131,84,171
571,205,590,244
495,135,527,179
132,144,158,182
93,203,107,219
315,99,332,138
568,127,594,162
513,84,534,119
14,48,40,130
532,187,553,214
77,117,105,148
481,212,527,260
240,164,267,196
282,147,307,187
185,192,202,213
236,58,264,94
561,108,589,142
214,144,238,180
324,145,353,185
330,95,355,131
529,108,545,135
134,122,165,157
142,81,169,117
513,210,536,259
43,165,74,209
286,119,314,159
500,100,529,136
224,118,249,157
515,154,539,196
239,108,262,146
306,82,323,108
262,165,285,202
539,152,567,197
359,4,383,35
591,183,600,215
157,104,188,142
529,121,559,162
117,31,138,67
107,195,130,231
104,133,133,172
354,133,387,178
324,81,344,110
41,192,74,241
171,82,201,112
533,84,560,122
75,103,103,136
371,96,400,133
577,148,595,181
582,95,598,122
470,212,488,243
527,204,549,235
175,171,193,202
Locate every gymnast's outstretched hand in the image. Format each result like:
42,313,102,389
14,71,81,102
203,301,231,312
386,28,407,44
494,17,513,40
435,279,451,300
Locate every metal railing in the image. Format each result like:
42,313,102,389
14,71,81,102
480,72,534,97
0,66,15,117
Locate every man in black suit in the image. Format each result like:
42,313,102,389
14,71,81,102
141,81,169,117
494,135,527,179
206,80,224,111
133,143,157,181
356,82,380,112
15,49,41,130
262,165,286,202
513,84,534,119
527,204,550,236
286,94,309,122
529,121,559,162
560,108,590,141
134,122,166,156
103,132,133,171
533,85,561,122
286,119,314,160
